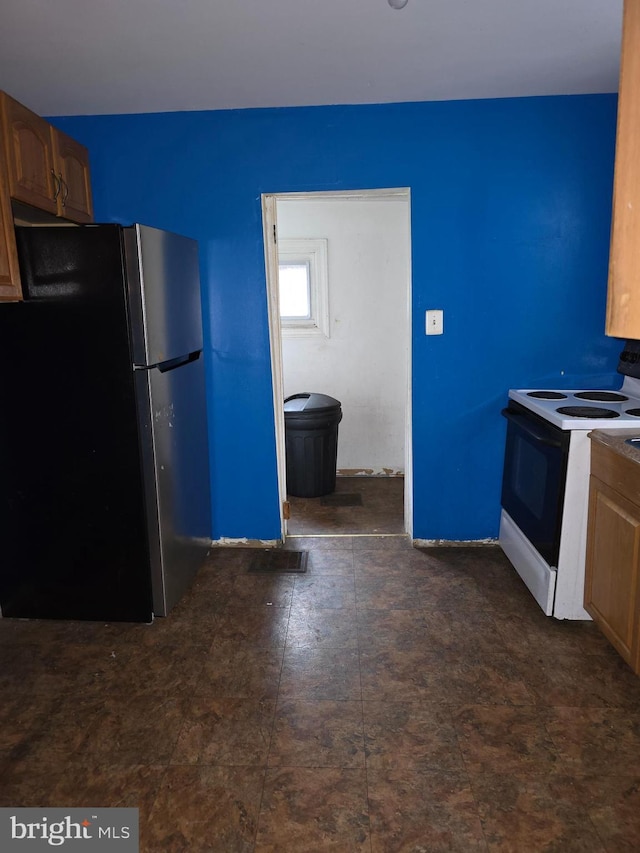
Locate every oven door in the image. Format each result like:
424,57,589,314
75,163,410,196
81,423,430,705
501,401,571,567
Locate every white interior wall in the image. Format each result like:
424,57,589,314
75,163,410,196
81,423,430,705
277,195,410,474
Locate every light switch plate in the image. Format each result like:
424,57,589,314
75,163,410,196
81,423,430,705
425,309,444,335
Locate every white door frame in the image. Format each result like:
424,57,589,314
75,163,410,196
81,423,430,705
261,188,413,540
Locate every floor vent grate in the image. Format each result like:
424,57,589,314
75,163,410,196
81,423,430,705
248,549,308,573
320,493,363,507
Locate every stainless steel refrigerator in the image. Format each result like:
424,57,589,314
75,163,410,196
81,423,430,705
0,224,211,621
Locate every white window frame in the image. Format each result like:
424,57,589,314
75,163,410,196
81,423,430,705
278,238,329,338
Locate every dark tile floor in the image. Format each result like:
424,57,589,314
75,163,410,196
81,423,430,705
2,539,640,851
287,476,404,535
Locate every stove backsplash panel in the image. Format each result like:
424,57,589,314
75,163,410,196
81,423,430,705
618,340,640,378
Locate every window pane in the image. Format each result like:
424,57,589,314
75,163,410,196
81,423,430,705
279,263,311,319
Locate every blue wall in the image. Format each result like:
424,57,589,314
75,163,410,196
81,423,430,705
52,95,622,542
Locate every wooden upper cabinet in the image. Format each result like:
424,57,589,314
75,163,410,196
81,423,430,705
0,91,94,225
606,0,640,338
52,129,93,223
0,91,95,301
0,93,58,215
0,149,22,301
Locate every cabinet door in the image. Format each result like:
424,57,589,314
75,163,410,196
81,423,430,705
0,149,22,300
52,129,93,223
606,0,640,337
0,93,57,215
585,475,640,668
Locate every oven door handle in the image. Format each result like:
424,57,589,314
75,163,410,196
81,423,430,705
501,408,564,448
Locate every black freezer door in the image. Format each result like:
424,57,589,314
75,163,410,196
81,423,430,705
0,225,153,621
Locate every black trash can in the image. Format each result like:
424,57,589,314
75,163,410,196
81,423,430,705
284,393,342,498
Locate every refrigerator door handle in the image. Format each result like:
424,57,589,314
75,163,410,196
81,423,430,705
134,350,202,373
157,350,201,374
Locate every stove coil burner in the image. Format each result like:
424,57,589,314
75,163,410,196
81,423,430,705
626,408,640,417
526,391,567,399
556,406,620,419
573,391,629,402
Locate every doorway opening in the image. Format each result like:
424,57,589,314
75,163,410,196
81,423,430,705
262,189,412,540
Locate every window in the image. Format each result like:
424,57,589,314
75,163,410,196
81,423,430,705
278,238,329,337
279,261,312,319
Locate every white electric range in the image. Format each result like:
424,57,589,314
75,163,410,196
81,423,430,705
508,376,640,429
500,344,640,620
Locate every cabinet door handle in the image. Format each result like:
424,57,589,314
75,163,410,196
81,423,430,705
51,170,61,201
61,176,69,207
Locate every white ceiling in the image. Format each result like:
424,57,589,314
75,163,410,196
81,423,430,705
0,0,623,117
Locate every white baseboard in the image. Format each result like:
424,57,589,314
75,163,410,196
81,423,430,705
412,538,498,547
337,469,404,477
210,538,281,548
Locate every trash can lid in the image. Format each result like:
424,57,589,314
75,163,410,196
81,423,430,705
284,392,341,414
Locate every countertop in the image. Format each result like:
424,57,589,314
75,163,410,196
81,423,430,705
589,428,640,466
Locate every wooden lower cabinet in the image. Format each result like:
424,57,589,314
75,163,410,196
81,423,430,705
585,441,640,674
